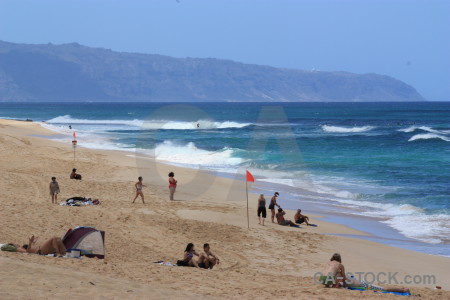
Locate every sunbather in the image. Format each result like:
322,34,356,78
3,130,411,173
13,235,66,256
276,208,299,227
294,209,310,225
177,243,199,267
320,253,410,293
197,243,220,269
70,168,82,180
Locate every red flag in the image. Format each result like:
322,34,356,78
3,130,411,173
246,170,255,182
73,132,76,138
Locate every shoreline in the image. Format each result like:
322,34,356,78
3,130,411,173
1,118,449,299
38,119,450,257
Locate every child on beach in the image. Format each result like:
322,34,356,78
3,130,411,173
132,176,146,204
49,177,60,204
168,172,177,200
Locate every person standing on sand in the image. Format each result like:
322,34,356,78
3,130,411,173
132,176,146,204
168,172,177,200
257,194,267,225
49,177,60,204
269,192,280,223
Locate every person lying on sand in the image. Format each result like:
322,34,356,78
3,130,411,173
276,208,299,227
177,243,200,267
132,176,146,204
320,253,410,293
198,243,220,269
70,168,82,180
294,209,310,225
12,235,66,256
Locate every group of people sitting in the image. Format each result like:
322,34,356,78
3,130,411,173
177,243,220,269
257,192,311,227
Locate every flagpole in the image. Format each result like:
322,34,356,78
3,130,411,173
246,179,249,229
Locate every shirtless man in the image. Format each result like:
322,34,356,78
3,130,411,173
14,235,66,256
197,243,220,269
294,209,310,225
320,253,410,293
132,176,146,204
276,208,299,227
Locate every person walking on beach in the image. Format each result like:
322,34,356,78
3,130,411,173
269,192,280,223
132,176,146,204
49,177,60,204
168,172,177,200
257,194,267,225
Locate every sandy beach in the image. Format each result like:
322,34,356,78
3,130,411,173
1,118,449,300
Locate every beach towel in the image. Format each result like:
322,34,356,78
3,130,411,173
347,287,411,296
153,261,178,266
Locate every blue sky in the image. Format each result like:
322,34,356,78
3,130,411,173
0,0,449,100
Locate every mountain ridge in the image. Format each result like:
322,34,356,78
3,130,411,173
0,40,426,102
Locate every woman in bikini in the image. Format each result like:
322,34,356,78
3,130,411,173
269,192,280,223
168,172,177,200
177,243,199,267
132,176,146,204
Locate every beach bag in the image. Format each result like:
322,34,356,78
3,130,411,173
1,244,17,252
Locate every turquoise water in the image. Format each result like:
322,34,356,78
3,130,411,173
1,102,449,254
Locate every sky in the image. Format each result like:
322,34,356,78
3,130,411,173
0,0,449,101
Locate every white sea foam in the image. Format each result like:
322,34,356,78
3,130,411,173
152,141,245,167
383,214,450,244
398,126,450,135
46,115,251,130
408,133,450,142
321,125,375,133
47,115,143,127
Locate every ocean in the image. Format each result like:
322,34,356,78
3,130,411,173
1,102,449,256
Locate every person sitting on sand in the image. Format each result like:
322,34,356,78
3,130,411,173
12,235,66,256
177,243,199,267
269,192,280,223
276,208,299,227
70,168,82,180
49,177,60,204
294,209,310,225
257,194,267,226
168,172,177,200
320,253,410,293
132,176,146,204
198,243,220,269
